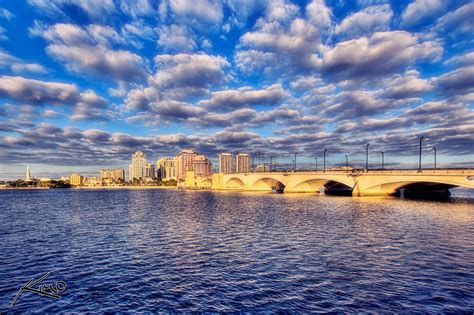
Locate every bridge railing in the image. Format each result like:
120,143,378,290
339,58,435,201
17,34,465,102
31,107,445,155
222,169,474,176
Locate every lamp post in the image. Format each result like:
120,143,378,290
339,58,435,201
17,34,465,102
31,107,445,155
323,149,327,173
315,157,318,172
433,146,437,170
292,160,295,172
345,154,349,170
419,136,425,171
365,143,370,172
381,151,384,170
270,156,273,172
294,152,297,172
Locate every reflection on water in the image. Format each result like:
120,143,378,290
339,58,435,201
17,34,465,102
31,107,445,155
0,188,473,312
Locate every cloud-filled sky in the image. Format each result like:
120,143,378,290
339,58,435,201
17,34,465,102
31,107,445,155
0,0,473,179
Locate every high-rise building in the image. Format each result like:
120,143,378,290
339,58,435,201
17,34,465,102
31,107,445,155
157,157,177,180
192,155,212,177
70,173,83,186
129,151,147,180
177,150,198,181
25,164,32,181
100,168,125,182
236,153,251,173
219,153,233,173
146,163,156,178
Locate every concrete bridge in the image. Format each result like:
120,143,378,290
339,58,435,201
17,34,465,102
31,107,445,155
211,169,474,196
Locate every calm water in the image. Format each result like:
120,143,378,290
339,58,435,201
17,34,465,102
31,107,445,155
0,188,473,312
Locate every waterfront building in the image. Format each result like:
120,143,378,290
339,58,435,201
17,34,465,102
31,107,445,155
129,151,147,180
192,155,212,177
157,157,177,180
83,177,101,187
25,164,32,181
70,173,84,186
255,163,270,172
236,153,251,173
100,168,125,185
177,150,198,181
146,163,156,178
219,153,234,173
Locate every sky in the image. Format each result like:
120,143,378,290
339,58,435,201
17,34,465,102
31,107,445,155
0,0,473,179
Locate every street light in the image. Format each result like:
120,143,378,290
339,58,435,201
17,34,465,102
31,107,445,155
323,149,327,173
315,157,318,172
294,152,297,172
433,146,437,170
381,151,384,170
419,136,425,171
345,154,349,170
292,160,295,172
366,143,370,172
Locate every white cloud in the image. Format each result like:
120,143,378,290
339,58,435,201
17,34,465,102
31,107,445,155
401,0,447,27
157,24,197,52
335,4,393,39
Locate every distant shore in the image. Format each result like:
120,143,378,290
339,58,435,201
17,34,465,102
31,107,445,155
0,186,178,190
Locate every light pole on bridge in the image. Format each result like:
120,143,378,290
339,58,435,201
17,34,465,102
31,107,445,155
419,136,425,171
345,154,349,170
323,149,327,173
366,143,370,172
294,152,297,172
381,151,384,170
433,146,437,170
315,157,318,172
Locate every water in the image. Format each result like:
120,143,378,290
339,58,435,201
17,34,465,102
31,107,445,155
0,188,473,312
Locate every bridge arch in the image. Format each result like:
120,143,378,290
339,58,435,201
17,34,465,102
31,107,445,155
289,178,353,195
224,177,245,189
360,179,466,197
250,177,286,191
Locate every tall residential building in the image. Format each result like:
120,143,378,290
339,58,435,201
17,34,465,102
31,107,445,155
100,168,125,182
146,163,156,178
70,173,84,186
236,153,251,173
129,151,147,180
157,157,177,180
192,155,212,177
177,150,198,181
25,164,32,181
218,153,233,173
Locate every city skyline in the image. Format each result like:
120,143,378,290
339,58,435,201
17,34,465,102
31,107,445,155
1,0,473,180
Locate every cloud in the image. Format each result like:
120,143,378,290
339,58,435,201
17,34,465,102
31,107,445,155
157,24,197,52
380,70,434,99
152,53,229,91
27,0,116,20
335,4,393,39
305,0,333,31
199,84,286,111
0,26,8,41
436,2,474,35
401,0,447,27
0,76,110,121
0,75,78,104
444,52,474,67
320,31,443,80
0,8,15,21
160,0,224,30
0,51,47,74
31,22,147,81
435,66,474,93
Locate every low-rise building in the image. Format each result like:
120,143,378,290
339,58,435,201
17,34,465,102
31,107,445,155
70,173,84,186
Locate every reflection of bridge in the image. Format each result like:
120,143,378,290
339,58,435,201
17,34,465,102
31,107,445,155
211,169,474,196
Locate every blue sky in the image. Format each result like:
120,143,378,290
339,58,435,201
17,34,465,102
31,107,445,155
0,0,473,179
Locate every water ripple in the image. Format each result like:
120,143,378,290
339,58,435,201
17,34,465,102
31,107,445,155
0,188,473,312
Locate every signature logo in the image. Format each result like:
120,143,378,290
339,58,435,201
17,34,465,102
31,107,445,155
11,272,67,306
467,176,473,181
